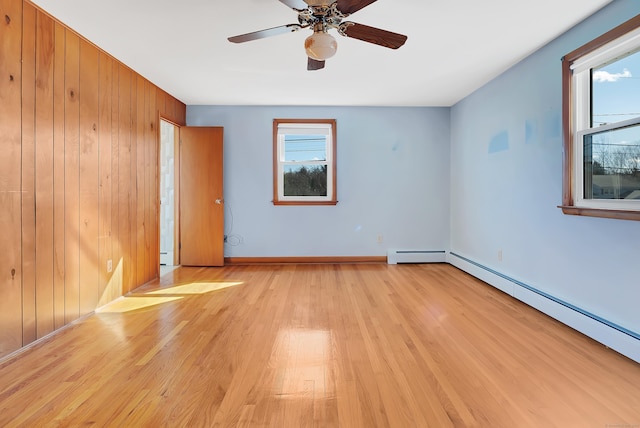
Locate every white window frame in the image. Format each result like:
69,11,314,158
575,117,640,211
561,14,640,221
272,119,337,206
571,29,640,212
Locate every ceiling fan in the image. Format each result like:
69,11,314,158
228,0,408,71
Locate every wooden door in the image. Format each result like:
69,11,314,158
179,127,224,266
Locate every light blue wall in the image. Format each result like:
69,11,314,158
187,106,450,257
450,1,640,337
185,1,639,352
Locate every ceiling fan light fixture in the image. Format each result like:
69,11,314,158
305,32,337,61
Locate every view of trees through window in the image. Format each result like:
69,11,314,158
283,165,328,196
281,131,329,197
584,124,640,199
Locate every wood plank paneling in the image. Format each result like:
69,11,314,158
129,75,138,295
157,90,166,121
144,80,152,283
97,52,112,306
136,75,146,287
64,29,80,323
52,21,66,330
178,99,186,125
21,1,37,345
0,0,24,358
1,0,186,356
118,64,132,294
110,59,122,300
34,10,55,338
78,39,100,316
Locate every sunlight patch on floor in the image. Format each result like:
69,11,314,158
96,280,244,313
144,281,244,295
97,296,183,313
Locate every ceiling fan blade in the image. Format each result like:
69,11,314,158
340,22,407,49
228,24,303,43
308,57,325,71
279,0,308,10
336,0,377,15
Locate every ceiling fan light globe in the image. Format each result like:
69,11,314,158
305,32,337,61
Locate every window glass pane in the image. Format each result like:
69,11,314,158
591,49,640,127
283,164,328,197
583,123,640,200
284,134,327,162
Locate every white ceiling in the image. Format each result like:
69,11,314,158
31,0,613,107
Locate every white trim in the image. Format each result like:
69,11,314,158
277,122,332,131
571,26,640,73
276,122,334,202
581,115,640,134
572,70,591,206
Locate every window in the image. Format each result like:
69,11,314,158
561,14,640,220
273,119,337,205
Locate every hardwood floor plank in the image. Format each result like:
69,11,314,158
0,264,638,427
135,320,188,366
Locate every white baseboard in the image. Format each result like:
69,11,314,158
447,252,640,364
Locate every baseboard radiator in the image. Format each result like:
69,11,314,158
387,250,447,264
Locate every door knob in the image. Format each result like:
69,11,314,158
215,198,224,205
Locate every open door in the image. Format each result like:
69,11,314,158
179,127,224,266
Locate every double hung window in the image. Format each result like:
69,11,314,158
562,15,640,220
273,119,337,206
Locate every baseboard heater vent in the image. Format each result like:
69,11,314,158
387,250,447,265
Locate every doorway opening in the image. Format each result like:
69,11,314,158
160,119,179,275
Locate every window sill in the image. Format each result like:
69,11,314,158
559,205,640,221
273,200,338,206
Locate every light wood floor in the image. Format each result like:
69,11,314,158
0,263,638,427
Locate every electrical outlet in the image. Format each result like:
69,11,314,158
377,234,384,244
107,259,113,273
497,250,503,262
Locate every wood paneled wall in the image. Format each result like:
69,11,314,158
0,0,186,358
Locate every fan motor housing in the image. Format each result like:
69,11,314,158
298,3,346,31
